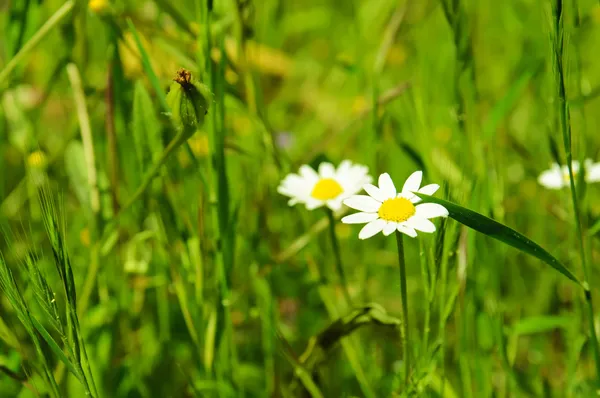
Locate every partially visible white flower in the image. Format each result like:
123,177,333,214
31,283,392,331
538,159,600,190
278,160,372,211
342,171,448,239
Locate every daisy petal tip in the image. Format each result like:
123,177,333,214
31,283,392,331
418,183,440,196
378,173,397,198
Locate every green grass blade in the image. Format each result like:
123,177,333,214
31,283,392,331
511,315,572,336
415,193,581,286
126,19,169,112
30,316,84,383
482,63,539,139
153,0,194,36
132,81,162,175
0,1,75,91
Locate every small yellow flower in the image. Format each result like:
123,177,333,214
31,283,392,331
189,133,210,157
351,96,368,115
27,150,47,169
89,0,109,13
80,228,90,247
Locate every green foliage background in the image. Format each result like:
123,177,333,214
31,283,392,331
2,0,600,396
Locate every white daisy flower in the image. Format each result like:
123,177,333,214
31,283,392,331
538,159,600,190
341,171,448,239
277,160,372,211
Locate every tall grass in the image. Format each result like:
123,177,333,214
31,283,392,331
2,0,600,397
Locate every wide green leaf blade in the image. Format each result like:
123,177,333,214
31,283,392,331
415,193,581,286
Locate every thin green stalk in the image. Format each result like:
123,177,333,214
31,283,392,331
325,209,352,307
101,127,192,240
554,0,600,385
419,240,432,356
0,1,75,90
66,63,101,225
199,3,239,388
395,231,410,388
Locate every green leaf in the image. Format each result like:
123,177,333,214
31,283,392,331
415,193,582,286
511,315,572,336
126,19,169,112
64,141,90,209
132,82,162,174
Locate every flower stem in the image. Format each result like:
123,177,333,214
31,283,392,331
326,209,352,307
553,0,600,385
395,231,410,388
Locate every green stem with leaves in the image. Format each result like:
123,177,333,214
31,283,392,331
325,209,352,307
395,231,410,388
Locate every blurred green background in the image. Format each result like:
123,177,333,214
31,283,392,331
2,0,600,396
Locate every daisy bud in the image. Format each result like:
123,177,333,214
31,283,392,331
166,68,211,135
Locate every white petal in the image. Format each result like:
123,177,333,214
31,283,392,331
336,160,352,175
586,162,600,183
359,219,386,239
277,185,294,196
585,159,594,168
363,183,388,202
299,165,319,182
326,198,344,212
341,212,380,224
397,224,417,238
340,170,372,196
378,173,396,199
280,174,304,186
305,198,324,210
538,168,564,189
382,222,397,236
410,183,440,203
338,163,370,194
277,181,306,197
318,162,336,178
343,195,381,212
402,171,423,195
415,203,449,219
570,161,580,173
418,183,439,196
406,216,436,233
341,183,365,197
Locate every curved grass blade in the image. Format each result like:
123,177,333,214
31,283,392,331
415,193,582,286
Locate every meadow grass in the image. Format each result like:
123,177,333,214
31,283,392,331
2,0,600,397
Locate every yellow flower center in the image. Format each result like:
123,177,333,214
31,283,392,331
378,197,416,222
311,178,343,200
